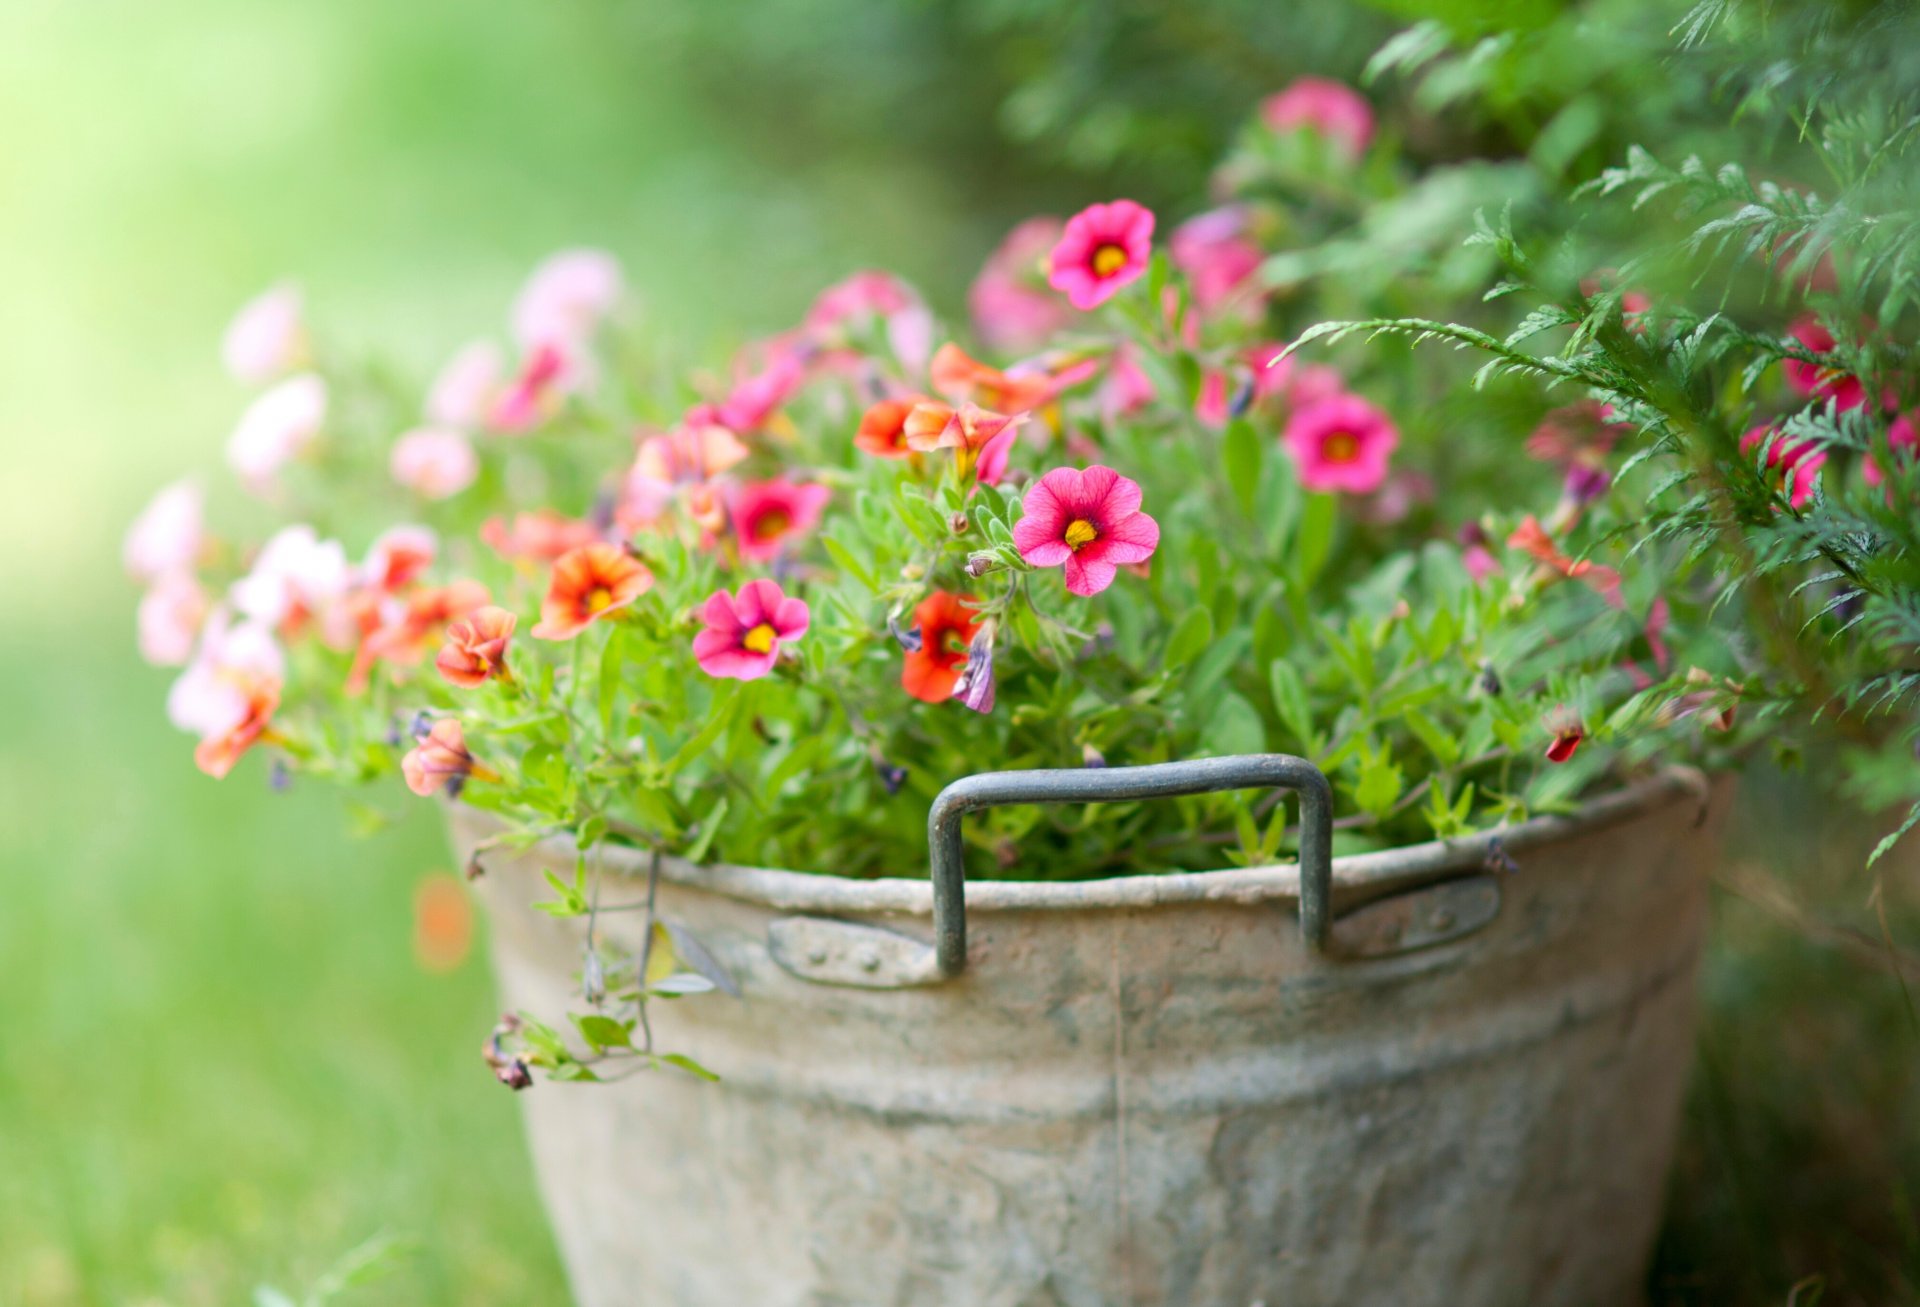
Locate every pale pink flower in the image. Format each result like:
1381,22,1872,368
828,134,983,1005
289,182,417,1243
490,341,583,432
227,373,327,492
138,571,209,667
1282,393,1399,494
230,524,351,631
391,427,479,500
167,609,286,740
1013,465,1160,597
1099,346,1157,421
806,271,935,373
969,218,1071,353
1047,201,1156,311
692,579,810,681
123,479,204,582
425,340,506,428
512,248,624,350
222,283,307,384
1261,77,1375,159
622,423,749,529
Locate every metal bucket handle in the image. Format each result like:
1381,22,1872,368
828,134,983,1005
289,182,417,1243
927,754,1334,976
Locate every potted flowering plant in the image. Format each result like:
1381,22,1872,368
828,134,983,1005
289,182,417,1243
130,73,1751,1307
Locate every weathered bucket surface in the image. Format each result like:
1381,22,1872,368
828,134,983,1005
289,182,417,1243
451,767,1727,1307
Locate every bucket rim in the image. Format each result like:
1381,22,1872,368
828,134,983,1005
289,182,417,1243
452,767,1711,917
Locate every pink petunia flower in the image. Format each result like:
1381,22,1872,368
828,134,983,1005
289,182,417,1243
1013,465,1160,597
969,217,1071,353
124,479,205,582
714,348,808,435
806,271,934,373
227,373,327,492
1740,424,1826,509
1170,206,1264,318
512,249,624,351
138,570,209,667
167,610,286,778
1864,414,1918,489
490,341,582,432
1261,77,1375,160
1047,200,1156,311
425,340,506,428
728,478,830,562
1782,316,1868,411
1282,393,1399,494
621,421,751,529
390,427,479,500
692,579,810,681
222,283,307,384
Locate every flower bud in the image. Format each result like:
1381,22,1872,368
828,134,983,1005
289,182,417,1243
1081,743,1108,768
949,512,970,535
965,554,995,578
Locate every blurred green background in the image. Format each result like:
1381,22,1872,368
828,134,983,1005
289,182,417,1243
2,0,1915,1303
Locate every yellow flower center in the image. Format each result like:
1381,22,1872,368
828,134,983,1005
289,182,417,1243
1064,519,1099,551
753,509,791,540
1091,244,1128,278
586,586,614,613
1322,431,1360,463
741,623,777,654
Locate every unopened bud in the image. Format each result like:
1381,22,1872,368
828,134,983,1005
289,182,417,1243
1476,662,1503,697
495,1058,534,1091
1081,744,1108,768
582,948,607,1006
965,555,994,578
949,512,970,535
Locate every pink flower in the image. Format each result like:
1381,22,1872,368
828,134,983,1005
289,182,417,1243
138,571,209,666
728,479,830,562
1099,346,1157,421
1741,424,1826,509
1282,393,1399,494
512,249,624,351
227,373,327,492
124,479,204,582
230,524,351,632
1170,206,1264,317
425,340,505,428
1047,201,1156,311
490,341,581,432
361,525,438,592
1782,316,1868,411
1864,414,1917,489
1261,77,1375,159
622,422,750,529
222,283,307,384
714,348,807,434
692,579,810,681
806,271,934,373
1013,465,1160,597
390,427,479,500
167,610,286,777
401,718,499,797
969,217,1071,353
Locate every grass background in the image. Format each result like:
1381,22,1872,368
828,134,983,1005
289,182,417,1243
1,1,1915,1302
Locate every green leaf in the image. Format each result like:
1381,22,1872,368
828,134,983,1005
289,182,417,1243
664,685,740,774
658,1052,722,1082
598,626,627,736
572,1013,632,1052
821,533,877,594
682,797,729,864
1405,709,1463,767
1868,800,1920,868
1221,419,1262,516
1355,748,1404,818
649,973,718,997
1268,661,1315,747
1162,607,1214,671
1202,692,1266,757
1292,493,1337,589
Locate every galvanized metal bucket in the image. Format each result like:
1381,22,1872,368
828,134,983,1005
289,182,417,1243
451,758,1726,1307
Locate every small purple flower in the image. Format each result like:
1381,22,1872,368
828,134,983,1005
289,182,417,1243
1081,743,1108,768
267,758,292,792
1563,463,1611,507
887,613,923,654
952,628,997,714
871,749,909,795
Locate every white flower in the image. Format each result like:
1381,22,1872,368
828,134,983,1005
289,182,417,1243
123,478,204,581
390,427,479,500
227,373,327,492
425,339,506,428
222,283,307,384
230,524,350,628
137,571,208,667
512,249,624,351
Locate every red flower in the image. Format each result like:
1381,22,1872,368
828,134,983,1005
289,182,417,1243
436,606,518,688
531,544,653,640
1544,707,1586,764
902,591,980,703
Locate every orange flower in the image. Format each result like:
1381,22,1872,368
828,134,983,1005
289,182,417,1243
903,401,1021,477
929,342,1058,414
413,872,475,972
401,718,499,797
854,397,922,458
347,579,491,693
480,511,601,563
901,590,981,703
436,605,517,688
1506,515,1624,610
193,671,282,779
532,543,653,640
